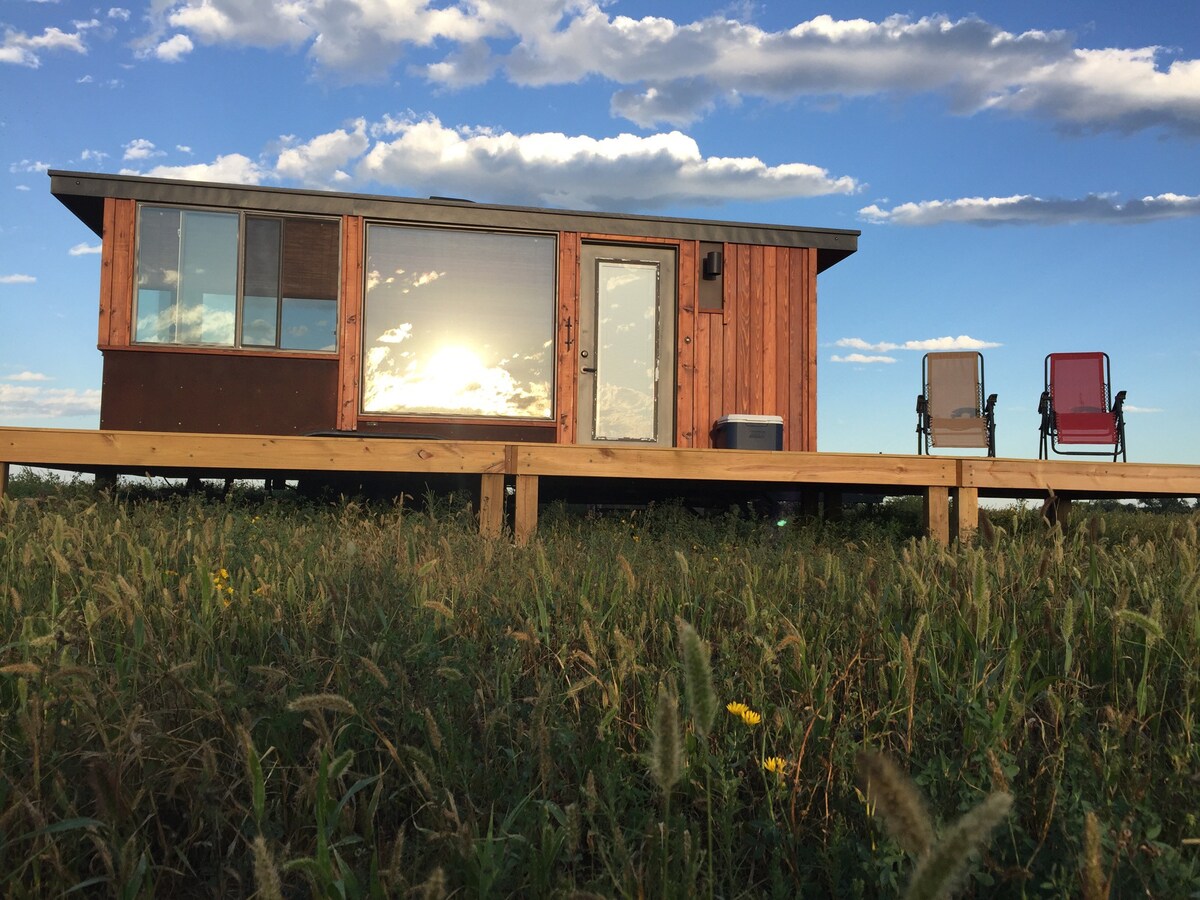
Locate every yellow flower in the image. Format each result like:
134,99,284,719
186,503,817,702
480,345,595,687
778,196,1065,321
740,709,762,727
763,756,787,776
726,701,750,717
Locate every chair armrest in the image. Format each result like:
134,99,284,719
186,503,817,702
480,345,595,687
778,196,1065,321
1113,390,1127,414
984,393,997,416
1037,391,1050,416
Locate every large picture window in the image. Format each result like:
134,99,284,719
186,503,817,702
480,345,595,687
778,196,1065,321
134,206,339,352
362,225,556,419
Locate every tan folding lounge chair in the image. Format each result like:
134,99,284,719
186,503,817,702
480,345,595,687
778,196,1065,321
916,351,997,456
1038,352,1127,461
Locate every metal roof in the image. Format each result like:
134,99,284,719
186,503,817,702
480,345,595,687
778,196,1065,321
50,169,858,272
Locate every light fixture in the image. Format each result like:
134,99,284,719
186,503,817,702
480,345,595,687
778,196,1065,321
702,250,723,280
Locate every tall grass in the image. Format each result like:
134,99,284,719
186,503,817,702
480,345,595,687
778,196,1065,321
2,476,1198,896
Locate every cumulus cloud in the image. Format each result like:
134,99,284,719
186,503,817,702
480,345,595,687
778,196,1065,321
127,153,268,184
860,192,1200,226
836,335,1001,353
123,138,163,161
1123,405,1164,414
4,372,51,382
1,274,37,284
69,242,102,256
276,119,370,187
143,5,1200,135
154,33,194,62
0,383,101,419
355,115,857,209
0,23,90,67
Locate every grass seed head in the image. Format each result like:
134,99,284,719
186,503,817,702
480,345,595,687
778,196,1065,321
904,792,1013,900
857,750,935,858
678,620,717,737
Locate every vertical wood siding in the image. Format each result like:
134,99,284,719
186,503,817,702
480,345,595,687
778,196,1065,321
555,232,581,444
336,216,364,431
687,244,817,451
99,198,135,348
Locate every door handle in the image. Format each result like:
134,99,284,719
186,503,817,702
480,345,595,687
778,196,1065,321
581,366,597,374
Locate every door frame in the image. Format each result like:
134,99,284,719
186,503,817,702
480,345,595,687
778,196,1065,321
576,241,677,446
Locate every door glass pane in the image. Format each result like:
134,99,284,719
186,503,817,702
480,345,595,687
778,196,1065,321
594,261,658,441
362,225,556,418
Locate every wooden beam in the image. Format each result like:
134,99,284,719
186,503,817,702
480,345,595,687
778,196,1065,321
0,461,7,498
514,474,539,547
0,427,508,476
924,485,950,546
511,445,956,487
961,458,1200,496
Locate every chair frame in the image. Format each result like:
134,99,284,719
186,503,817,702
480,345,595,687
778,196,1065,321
915,351,997,457
1038,352,1127,462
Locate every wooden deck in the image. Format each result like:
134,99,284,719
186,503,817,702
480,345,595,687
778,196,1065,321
2,427,1198,545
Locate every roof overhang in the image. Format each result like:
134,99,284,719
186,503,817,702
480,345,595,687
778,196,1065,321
50,170,859,272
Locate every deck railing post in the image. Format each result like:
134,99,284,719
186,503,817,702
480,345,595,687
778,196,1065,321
0,461,8,498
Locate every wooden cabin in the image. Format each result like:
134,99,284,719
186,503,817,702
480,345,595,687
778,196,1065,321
50,171,857,450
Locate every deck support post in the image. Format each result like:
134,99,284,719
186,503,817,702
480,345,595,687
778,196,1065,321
823,489,843,522
924,485,950,545
479,473,504,539
953,487,979,543
514,474,539,547
0,461,8,498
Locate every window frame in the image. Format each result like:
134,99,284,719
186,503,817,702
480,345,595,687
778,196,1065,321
132,202,342,356
359,220,559,421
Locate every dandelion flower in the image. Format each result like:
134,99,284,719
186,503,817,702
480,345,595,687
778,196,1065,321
740,709,762,727
763,756,787,776
726,701,750,717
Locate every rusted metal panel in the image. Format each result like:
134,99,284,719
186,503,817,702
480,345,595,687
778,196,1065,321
100,350,338,434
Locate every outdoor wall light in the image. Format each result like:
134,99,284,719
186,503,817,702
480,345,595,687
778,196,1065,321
703,250,723,279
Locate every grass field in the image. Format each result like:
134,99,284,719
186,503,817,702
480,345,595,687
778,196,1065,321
2,473,1199,897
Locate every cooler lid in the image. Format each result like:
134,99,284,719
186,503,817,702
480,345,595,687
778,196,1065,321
715,414,784,426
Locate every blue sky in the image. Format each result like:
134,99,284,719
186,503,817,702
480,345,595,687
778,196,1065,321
2,0,1197,462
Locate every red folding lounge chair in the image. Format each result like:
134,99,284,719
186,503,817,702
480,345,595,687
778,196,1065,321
1038,352,1127,462
916,351,997,457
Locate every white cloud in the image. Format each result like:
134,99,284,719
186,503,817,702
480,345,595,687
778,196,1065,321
10,160,51,174
0,24,89,68
355,115,857,209
69,242,102,256
0,383,101,419
130,153,267,184
154,33,194,62
123,138,163,161
81,149,108,163
830,353,897,364
4,372,51,382
137,6,1200,134
1123,405,1164,414
836,335,1002,352
276,119,370,187
1,274,36,284
109,8,132,22
860,193,1200,226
